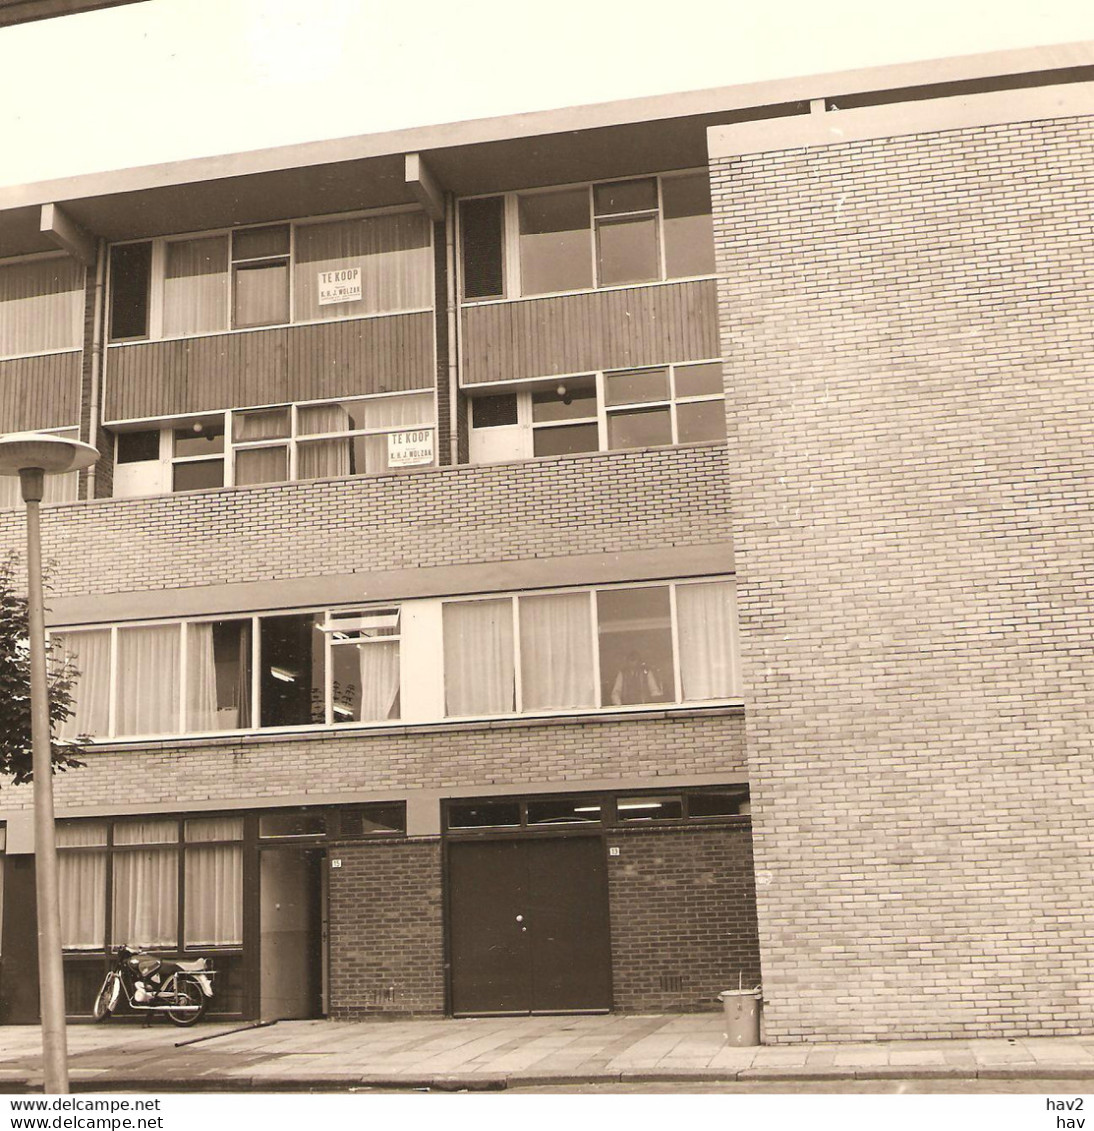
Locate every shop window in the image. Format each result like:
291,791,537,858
460,170,713,302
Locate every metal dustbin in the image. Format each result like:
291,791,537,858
719,986,762,1046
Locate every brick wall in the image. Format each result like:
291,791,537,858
328,839,445,1017
0,445,731,599
607,822,759,1012
711,114,1094,1040
0,710,745,814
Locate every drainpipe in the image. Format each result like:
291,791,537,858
85,237,107,498
445,193,460,464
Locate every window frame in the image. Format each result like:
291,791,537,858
440,576,738,720
0,250,86,362
106,203,434,346
111,387,438,497
458,169,715,305
52,576,739,743
467,359,726,463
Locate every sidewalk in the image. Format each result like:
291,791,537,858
2,1014,1094,1092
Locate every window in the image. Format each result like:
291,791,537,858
459,171,714,302
442,578,738,719
55,603,403,739
111,390,436,498
467,361,725,464
0,428,80,509
54,579,737,741
0,254,84,359
108,209,432,343
444,787,749,832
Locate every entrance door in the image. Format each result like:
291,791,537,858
448,837,611,1015
259,849,324,1020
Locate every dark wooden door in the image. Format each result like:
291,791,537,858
448,837,611,1015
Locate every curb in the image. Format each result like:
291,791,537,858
14,1065,1087,1091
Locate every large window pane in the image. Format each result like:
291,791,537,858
459,196,505,300
332,639,400,722
676,581,737,699
443,600,514,716
57,822,108,950
235,446,288,485
597,587,673,706
162,236,228,336
596,214,659,286
518,189,592,296
293,212,432,319
677,401,726,444
662,173,715,278
186,620,252,732
233,261,289,328
116,625,181,736
108,243,151,341
184,818,243,947
519,592,595,711
674,361,723,398
112,847,178,947
259,615,325,727
533,423,599,457
604,368,669,407
56,629,111,740
0,256,83,356
607,406,672,450
531,378,596,422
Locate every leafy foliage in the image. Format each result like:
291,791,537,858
0,554,87,785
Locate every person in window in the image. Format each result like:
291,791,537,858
611,650,663,705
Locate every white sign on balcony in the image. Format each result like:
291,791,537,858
388,429,434,468
317,266,362,305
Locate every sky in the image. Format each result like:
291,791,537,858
0,0,1093,189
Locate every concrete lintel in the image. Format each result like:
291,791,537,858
45,542,735,628
708,79,1094,158
404,153,445,221
40,202,96,266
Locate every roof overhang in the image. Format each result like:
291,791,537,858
2,40,1092,258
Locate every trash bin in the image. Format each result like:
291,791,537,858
718,986,762,1046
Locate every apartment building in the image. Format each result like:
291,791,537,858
0,44,1090,1042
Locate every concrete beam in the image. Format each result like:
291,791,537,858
39,202,96,266
404,152,445,221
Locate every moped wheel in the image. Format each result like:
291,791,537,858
92,974,117,1022
166,976,207,1027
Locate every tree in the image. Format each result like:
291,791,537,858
0,554,86,785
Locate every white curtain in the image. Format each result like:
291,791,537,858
0,256,83,356
358,640,400,720
112,819,178,948
56,630,112,740
519,592,595,710
0,466,78,509
296,404,352,479
115,625,181,736
677,581,738,700
184,817,243,946
185,623,219,732
443,599,514,716
57,822,108,949
162,236,228,336
293,212,432,320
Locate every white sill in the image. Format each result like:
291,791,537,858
460,274,718,307
74,701,745,752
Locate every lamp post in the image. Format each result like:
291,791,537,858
0,432,98,1095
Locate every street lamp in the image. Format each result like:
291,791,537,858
0,432,98,1095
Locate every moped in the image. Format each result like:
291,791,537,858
92,944,215,1027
